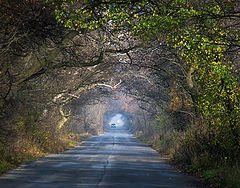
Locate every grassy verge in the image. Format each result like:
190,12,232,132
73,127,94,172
136,130,240,188
0,132,91,175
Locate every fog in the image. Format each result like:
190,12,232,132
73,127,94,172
109,113,124,127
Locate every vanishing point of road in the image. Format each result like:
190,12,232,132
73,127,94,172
0,128,205,188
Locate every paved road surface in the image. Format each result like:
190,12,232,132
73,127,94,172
0,128,205,188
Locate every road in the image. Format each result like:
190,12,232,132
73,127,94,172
0,128,205,188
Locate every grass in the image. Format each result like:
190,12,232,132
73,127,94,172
136,130,240,188
0,132,91,175
202,166,240,188
0,160,16,174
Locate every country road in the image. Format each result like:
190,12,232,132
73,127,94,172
0,128,205,188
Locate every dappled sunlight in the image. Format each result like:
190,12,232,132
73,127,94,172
0,129,202,187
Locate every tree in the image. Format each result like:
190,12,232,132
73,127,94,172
50,0,240,157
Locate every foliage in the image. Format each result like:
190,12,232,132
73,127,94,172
203,166,240,188
141,114,240,187
48,0,240,158
0,100,5,119
0,0,239,186
0,108,91,175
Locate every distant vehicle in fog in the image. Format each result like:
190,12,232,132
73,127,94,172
111,123,116,128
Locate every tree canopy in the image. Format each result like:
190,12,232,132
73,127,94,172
45,0,240,156
0,0,240,185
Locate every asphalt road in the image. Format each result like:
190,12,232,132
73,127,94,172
0,128,205,188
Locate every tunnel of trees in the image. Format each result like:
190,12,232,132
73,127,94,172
0,0,240,186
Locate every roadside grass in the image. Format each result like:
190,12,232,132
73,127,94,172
136,129,240,188
202,166,240,188
0,160,15,174
0,111,93,176
185,164,240,188
0,132,91,175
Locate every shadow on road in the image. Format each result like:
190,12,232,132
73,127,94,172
0,127,206,188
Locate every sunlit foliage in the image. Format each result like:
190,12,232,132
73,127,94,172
46,0,240,157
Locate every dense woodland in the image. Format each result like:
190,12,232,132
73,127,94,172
0,0,240,187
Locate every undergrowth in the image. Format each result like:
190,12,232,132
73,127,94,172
136,122,240,188
0,133,90,175
0,112,91,175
